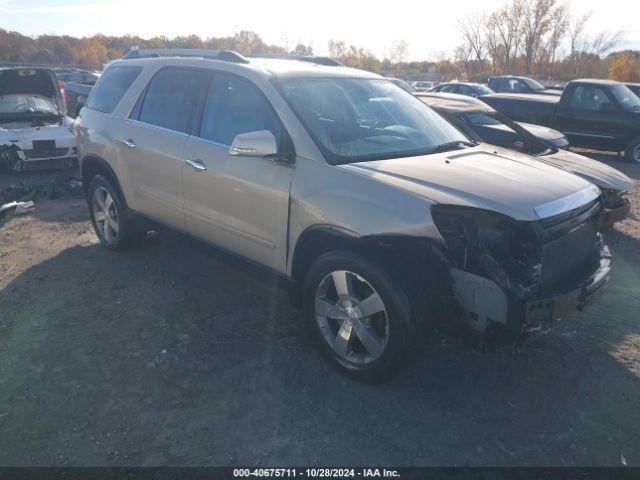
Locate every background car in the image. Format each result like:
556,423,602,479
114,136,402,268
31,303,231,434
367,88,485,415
429,82,494,97
386,77,415,93
417,92,634,227
488,76,562,96
411,80,434,92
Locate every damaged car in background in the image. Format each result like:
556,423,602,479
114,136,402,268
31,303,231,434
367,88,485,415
0,68,77,172
417,92,636,228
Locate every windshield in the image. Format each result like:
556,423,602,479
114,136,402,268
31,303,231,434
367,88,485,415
610,84,640,111
475,85,494,95
278,78,470,164
0,94,60,116
522,78,546,92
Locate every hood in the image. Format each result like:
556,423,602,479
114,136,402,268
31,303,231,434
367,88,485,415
517,122,564,141
338,145,596,222
539,148,636,191
0,68,65,115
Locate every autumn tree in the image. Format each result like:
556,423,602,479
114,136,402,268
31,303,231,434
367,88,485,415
609,52,640,82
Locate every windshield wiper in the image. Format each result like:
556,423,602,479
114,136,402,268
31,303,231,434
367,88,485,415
426,140,476,154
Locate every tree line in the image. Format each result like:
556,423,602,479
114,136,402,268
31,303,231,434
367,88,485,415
1,0,639,83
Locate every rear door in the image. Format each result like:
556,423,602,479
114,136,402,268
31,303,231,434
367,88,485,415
553,84,623,150
181,72,293,271
120,67,210,228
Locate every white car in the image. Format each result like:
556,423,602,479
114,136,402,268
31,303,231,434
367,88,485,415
0,68,78,172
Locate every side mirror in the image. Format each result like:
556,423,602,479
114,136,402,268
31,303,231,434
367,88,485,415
229,130,278,158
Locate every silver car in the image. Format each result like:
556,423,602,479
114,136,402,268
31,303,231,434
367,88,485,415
76,50,611,382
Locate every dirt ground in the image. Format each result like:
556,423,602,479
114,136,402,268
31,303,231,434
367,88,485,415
0,152,639,467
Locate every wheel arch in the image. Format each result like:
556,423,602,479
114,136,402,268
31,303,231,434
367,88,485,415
80,155,127,206
290,225,456,323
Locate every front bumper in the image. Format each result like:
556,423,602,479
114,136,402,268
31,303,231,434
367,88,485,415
599,198,631,228
520,246,611,331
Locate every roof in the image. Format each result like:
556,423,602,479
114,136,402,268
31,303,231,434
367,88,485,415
415,92,486,105
115,49,380,81
481,92,559,103
416,94,495,113
436,81,484,88
571,78,621,85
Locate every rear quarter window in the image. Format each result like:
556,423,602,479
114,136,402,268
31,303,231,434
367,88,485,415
86,66,142,114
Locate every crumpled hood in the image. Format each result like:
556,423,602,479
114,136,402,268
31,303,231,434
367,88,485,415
539,148,636,191
338,145,596,221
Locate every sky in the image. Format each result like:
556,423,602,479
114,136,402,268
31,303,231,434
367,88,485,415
0,0,639,61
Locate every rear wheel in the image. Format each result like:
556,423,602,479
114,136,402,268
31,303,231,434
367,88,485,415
87,175,135,251
303,251,414,382
625,137,640,164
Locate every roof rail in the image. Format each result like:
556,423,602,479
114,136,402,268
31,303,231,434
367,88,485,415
122,49,249,64
248,54,343,67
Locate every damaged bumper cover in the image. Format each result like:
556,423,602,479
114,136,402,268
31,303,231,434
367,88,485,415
432,195,611,336
520,245,610,331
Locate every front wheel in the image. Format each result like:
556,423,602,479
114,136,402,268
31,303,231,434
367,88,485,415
625,137,640,164
87,175,134,251
302,251,415,383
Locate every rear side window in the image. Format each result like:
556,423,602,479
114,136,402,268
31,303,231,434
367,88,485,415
138,68,209,134
86,66,142,114
199,73,283,146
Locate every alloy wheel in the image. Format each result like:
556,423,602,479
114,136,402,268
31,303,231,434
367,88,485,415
92,186,119,244
314,270,389,365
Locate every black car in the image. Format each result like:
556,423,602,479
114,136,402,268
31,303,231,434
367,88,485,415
416,93,568,151
481,79,640,163
488,76,561,96
429,82,494,98
416,92,634,227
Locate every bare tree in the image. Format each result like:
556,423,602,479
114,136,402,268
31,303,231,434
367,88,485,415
485,0,525,74
383,40,409,63
568,12,624,76
521,0,566,74
458,12,486,66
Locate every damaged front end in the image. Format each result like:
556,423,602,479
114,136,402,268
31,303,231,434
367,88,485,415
431,194,611,338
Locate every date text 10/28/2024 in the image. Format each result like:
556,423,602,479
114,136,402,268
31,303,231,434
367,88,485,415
233,469,400,478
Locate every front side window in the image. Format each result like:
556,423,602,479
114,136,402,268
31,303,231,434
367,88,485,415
569,86,614,111
86,66,142,114
199,73,283,146
521,78,546,92
278,78,469,164
138,68,209,134
610,84,640,111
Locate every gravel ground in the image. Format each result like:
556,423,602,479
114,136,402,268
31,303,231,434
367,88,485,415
0,153,639,467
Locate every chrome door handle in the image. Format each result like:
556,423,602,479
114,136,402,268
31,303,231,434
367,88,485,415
120,138,136,149
186,159,207,171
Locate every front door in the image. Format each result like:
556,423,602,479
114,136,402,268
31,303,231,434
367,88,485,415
181,73,293,272
554,85,623,150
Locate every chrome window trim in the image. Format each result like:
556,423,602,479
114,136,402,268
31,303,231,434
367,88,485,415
534,184,601,219
125,118,189,138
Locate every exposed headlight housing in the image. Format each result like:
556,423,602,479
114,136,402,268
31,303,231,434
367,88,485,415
431,204,543,297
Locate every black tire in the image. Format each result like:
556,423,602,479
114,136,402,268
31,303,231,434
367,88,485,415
302,250,414,383
87,174,135,251
625,137,640,164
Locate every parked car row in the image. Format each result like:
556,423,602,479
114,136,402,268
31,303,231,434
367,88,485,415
479,79,640,164
69,49,630,381
416,92,633,227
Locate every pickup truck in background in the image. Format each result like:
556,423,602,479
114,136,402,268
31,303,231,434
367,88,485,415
480,79,640,164
64,82,93,117
487,76,562,96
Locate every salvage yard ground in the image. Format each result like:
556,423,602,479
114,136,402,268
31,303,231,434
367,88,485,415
0,151,639,466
